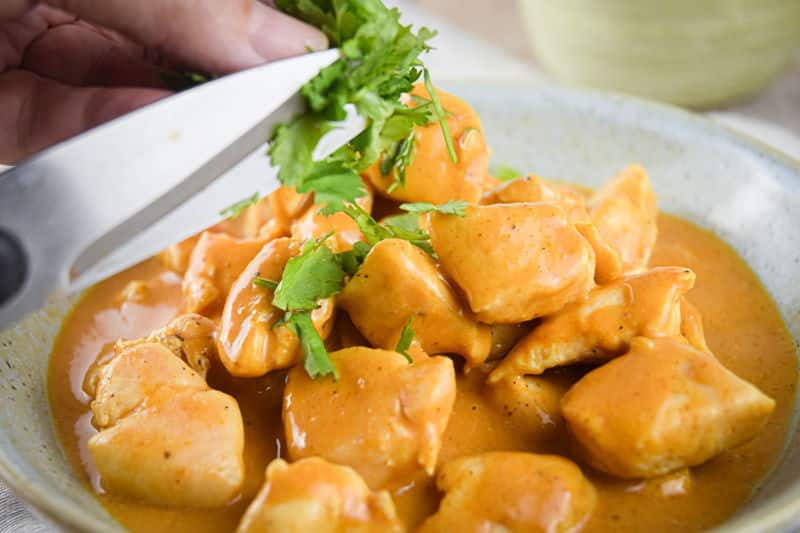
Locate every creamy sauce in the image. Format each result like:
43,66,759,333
47,214,798,532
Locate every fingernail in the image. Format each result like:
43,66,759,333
250,5,329,61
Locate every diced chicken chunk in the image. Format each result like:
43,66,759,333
418,452,596,533
486,373,570,443
283,347,456,489
490,267,695,381
236,458,403,533
482,174,590,224
258,185,314,240
680,297,711,353
488,323,532,360
363,85,491,204
338,238,491,365
575,223,624,284
217,238,334,377
589,165,658,273
562,337,775,478
88,342,245,507
291,185,374,252
182,231,268,315
429,204,595,324
109,313,217,379
159,235,200,274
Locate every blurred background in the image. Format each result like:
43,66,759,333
395,0,800,153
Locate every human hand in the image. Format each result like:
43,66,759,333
0,0,328,163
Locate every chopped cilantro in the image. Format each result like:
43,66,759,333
399,200,467,216
285,312,339,380
269,0,454,211
219,192,260,218
492,164,521,182
423,69,458,164
273,236,347,312
337,241,372,275
394,316,415,363
252,277,279,290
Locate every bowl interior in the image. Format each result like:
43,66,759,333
0,82,799,532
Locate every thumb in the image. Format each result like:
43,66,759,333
43,0,328,73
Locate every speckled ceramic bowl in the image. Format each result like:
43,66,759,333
0,83,798,532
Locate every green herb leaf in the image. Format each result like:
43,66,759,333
399,200,467,216
492,164,522,182
219,193,260,218
423,68,458,164
273,236,347,312
268,1,453,212
336,241,372,275
286,312,338,380
381,212,421,233
394,316,415,363
253,277,279,290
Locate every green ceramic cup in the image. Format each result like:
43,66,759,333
518,0,800,108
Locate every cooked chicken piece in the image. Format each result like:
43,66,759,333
575,223,624,284
88,342,245,508
263,185,314,237
418,452,596,533
159,235,200,274
283,347,456,489
338,238,491,365
490,267,695,381
482,174,591,224
109,313,217,379
217,238,335,378
363,85,491,204
625,469,693,498
563,337,775,478
589,165,658,273
485,373,571,443
291,184,374,253
681,297,711,352
488,323,533,360
236,458,403,533
182,231,268,315
428,203,596,324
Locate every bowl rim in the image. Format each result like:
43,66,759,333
2,80,799,533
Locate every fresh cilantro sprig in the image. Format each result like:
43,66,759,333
423,69,458,164
252,277,278,290
394,317,415,363
492,164,521,182
269,0,453,206
220,192,260,218
399,200,467,216
268,236,349,380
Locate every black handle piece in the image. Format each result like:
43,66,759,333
0,228,27,306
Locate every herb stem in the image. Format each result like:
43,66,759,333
423,69,458,164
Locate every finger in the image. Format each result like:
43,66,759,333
23,22,165,88
0,4,75,71
43,0,329,73
0,69,169,163
0,1,32,21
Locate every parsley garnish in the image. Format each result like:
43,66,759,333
394,316,415,363
268,236,349,380
219,192,260,218
399,200,468,216
492,164,521,182
270,0,453,208
273,236,347,312
253,277,279,290
423,69,458,164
